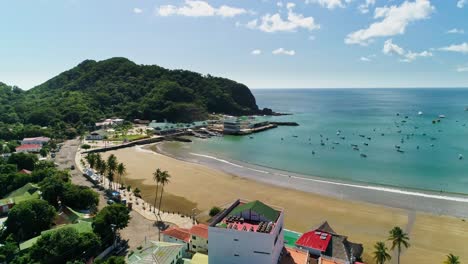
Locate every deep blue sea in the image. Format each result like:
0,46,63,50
185,89,468,194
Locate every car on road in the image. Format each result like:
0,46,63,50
70,165,75,170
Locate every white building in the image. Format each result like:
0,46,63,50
190,224,209,254
208,199,285,264
21,137,50,146
223,118,250,135
15,144,42,153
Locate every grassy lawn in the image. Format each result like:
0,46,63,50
284,229,302,247
1,183,40,206
108,134,148,142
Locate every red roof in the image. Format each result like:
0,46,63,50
296,230,332,252
162,227,190,242
16,144,41,151
190,224,209,239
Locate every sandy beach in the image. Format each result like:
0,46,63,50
101,145,468,263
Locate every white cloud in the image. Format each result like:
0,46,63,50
456,66,468,72
247,4,320,33
345,0,435,45
156,0,247,18
457,0,467,8
358,0,376,14
383,39,432,62
133,8,143,14
272,48,296,55
309,35,316,40
439,43,468,54
251,49,262,55
447,28,465,34
360,56,372,62
305,0,352,9
277,2,284,7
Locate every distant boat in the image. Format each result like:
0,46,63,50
459,154,464,160
465,107,468,111
359,135,365,138
363,143,369,146
360,153,367,158
333,142,340,145
439,114,446,118
397,149,405,153
418,111,423,115
292,135,298,138
395,145,401,149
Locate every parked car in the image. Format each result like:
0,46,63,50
70,165,75,170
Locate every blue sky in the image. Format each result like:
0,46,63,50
0,0,467,89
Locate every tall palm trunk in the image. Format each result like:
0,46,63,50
158,186,164,215
153,184,159,213
397,245,400,264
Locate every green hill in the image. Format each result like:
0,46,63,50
0,58,270,137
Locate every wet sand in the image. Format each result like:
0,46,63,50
101,146,468,263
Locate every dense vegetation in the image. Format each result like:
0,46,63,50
0,57,267,138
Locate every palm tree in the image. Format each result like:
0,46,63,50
444,254,460,264
116,163,126,189
373,241,391,264
152,169,162,213
157,170,171,216
86,153,97,169
107,154,118,190
388,226,410,264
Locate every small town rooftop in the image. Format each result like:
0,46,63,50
211,199,283,234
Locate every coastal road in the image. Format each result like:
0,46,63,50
55,139,107,210
55,139,158,248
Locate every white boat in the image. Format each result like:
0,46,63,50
418,111,423,115
459,154,464,160
439,114,446,118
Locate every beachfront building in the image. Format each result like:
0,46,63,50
223,118,250,135
208,199,285,264
95,118,124,129
86,131,105,141
15,144,42,153
162,226,191,257
189,224,209,254
295,221,363,264
21,136,50,146
127,241,184,264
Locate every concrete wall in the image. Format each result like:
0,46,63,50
191,235,208,253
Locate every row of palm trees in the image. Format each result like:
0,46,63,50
85,153,127,190
373,226,461,264
152,168,171,217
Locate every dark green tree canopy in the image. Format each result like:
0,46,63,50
93,204,130,243
0,58,263,134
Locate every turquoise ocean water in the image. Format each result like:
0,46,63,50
181,89,468,195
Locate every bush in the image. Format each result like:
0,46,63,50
81,144,91,150
209,206,222,217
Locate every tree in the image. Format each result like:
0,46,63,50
444,254,461,264
157,170,171,215
0,234,18,263
29,227,101,264
5,199,56,241
94,256,126,264
85,153,97,169
8,152,38,171
152,169,162,213
116,163,126,188
39,148,48,158
388,226,410,264
106,154,118,190
373,241,391,264
40,175,67,207
92,204,130,244
62,185,99,211
209,206,221,217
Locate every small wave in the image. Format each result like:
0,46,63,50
189,152,468,203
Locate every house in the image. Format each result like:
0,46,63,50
133,119,151,125
295,221,363,264
15,144,41,153
19,169,32,175
21,137,50,146
86,131,105,141
189,224,209,254
208,199,285,264
191,252,209,264
127,241,184,264
280,247,310,264
0,198,15,214
162,226,191,257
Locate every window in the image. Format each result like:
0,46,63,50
274,234,279,245
192,235,197,240
233,239,239,241
234,254,239,257
253,251,271,255
193,245,197,249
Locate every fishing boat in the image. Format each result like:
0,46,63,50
459,154,464,160
439,114,446,118
397,149,405,153
363,143,369,146
360,153,367,158
418,111,423,115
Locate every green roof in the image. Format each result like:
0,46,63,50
229,200,280,222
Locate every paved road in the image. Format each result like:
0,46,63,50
55,139,158,248
55,139,107,210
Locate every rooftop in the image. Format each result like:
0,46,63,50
191,253,209,264
16,144,41,150
295,230,332,253
212,200,282,234
162,226,191,242
190,224,208,239
128,241,184,264
22,137,50,142
280,247,309,264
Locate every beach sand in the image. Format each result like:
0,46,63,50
101,146,468,263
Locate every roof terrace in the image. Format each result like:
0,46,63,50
212,200,283,234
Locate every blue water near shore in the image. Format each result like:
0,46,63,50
188,89,468,194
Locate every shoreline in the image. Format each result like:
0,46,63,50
154,141,468,218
